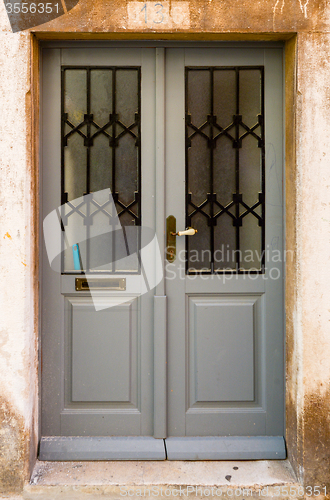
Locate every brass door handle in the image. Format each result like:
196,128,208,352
166,216,198,263
171,227,198,236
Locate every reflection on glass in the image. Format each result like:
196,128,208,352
239,70,261,129
187,70,211,126
114,213,139,272
188,133,210,207
90,70,112,126
115,133,138,208
90,133,112,193
63,209,87,273
214,215,236,270
64,70,87,126
62,67,141,274
186,66,264,273
240,134,262,208
213,136,236,207
116,70,138,125
240,213,262,270
187,212,211,272
213,70,236,126
64,131,87,201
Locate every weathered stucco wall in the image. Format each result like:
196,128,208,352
0,0,330,494
295,32,330,487
0,14,38,493
31,0,329,35
0,0,324,37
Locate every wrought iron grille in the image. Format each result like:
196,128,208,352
61,66,141,274
185,66,265,274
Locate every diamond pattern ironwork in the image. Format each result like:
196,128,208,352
61,66,141,274
185,66,265,273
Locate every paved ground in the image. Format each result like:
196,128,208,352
0,460,306,500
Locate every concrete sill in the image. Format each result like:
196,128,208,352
21,459,301,499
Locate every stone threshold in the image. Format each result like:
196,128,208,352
17,459,303,499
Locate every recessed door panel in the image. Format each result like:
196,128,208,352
188,295,256,404
69,296,138,404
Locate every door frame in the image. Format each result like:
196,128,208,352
36,39,288,460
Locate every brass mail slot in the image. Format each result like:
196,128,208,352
75,277,126,291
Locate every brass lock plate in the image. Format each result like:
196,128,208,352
166,215,176,262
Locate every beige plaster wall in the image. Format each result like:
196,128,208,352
0,9,37,492
295,32,330,486
0,0,329,494
29,0,328,35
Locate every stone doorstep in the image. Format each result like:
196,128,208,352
22,485,305,500
18,459,306,500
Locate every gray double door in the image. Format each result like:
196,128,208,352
41,45,285,460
